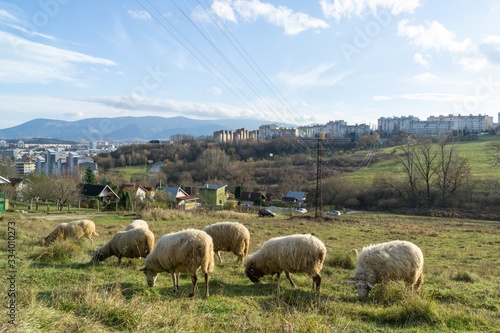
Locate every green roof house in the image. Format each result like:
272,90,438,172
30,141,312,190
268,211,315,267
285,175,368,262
198,184,227,207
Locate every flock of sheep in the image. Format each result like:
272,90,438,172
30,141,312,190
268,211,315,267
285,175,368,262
44,219,424,299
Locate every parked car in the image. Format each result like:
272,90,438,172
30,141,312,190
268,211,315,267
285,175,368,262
258,209,276,217
326,210,341,216
296,208,307,213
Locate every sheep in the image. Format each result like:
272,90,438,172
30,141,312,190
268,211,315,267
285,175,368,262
349,240,424,299
244,234,326,294
141,229,215,298
44,219,98,245
91,228,155,265
125,219,149,231
202,221,250,264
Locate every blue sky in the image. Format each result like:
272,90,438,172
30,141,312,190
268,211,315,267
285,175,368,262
1,0,499,130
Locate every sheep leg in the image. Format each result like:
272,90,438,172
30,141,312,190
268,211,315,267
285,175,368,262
312,274,322,292
172,272,180,293
276,272,282,296
189,274,198,298
285,272,296,288
203,272,210,299
117,256,122,265
412,273,424,291
216,251,223,263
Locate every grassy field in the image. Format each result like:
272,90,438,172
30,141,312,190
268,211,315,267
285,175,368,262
1,210,499,332
344,135,500,185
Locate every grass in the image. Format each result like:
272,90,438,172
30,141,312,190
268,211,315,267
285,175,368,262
343,135,500,185
1,210,499,332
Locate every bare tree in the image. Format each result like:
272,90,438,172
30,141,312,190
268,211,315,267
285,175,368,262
412,138,439,206
392,139,421,207
435,142,471,208
21,174,52,210
48,175,82,211
196,147,230,179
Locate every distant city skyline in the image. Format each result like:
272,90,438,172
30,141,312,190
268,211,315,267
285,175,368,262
1,1,500,130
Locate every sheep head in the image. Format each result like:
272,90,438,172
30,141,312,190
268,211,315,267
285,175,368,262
348,280,374,299
90,251,105,264
245,264,264,284
141,267,158,287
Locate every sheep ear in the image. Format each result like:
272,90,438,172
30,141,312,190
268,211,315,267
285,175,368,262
367,283,374,289
348,280,358,285
140,267,147,272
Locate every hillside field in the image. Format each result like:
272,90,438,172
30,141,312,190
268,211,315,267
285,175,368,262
1,210,498,332
344,135,500,185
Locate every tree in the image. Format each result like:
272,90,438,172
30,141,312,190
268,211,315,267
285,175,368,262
196,147,230,179
49,176,81,211
391,139,422,207
435,142,471,208
83,167,97,184
21,174,52,210
412,138,439,206
120,191,132,210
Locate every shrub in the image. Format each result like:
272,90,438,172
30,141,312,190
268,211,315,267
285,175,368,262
451,271,475,283
34,242,79,263
327,251,356,270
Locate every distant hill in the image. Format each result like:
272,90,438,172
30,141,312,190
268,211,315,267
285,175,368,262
0,116,273,142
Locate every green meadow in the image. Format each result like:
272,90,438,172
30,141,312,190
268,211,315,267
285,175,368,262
1,210,498,332
344,136,500,185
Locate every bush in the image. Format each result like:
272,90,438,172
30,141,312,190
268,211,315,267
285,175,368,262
451,271,475,283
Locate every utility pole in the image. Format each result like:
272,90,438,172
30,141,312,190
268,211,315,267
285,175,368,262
314,135,324,218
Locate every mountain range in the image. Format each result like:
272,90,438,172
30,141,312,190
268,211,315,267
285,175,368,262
0,116,274,142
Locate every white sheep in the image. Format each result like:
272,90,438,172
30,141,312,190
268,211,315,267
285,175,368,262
202,221,250,264
244,234,326,293
44,219,98,245
91,228,155,265
141,229,215,298
349,240,424,299
125,219,149,231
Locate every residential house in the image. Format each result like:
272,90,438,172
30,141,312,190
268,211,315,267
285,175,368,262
161,186,199,210
239,191,267,206
81,184,119,208
119,183,150,201
0,176,9,211
198,184,228,207
283,191,306,206
8,177,31,200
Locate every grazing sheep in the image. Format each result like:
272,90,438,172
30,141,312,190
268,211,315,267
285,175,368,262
91,228,155,265
125,219,149,231
244,234,326,293
349,240,424,299
141,229,215,298
44,220,98,245
202,221,250,264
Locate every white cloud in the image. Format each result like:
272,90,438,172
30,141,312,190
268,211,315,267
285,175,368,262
277,63,348,88
320,0,421,19
398,20,487,71
413,72,437,81
128,10,152,21
206,0,328,35
85,94,248,119
398,93,466,102
373,95,393,101
398,20,471,52
210,0,237,22
0,31,115,84
413,52,431,67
